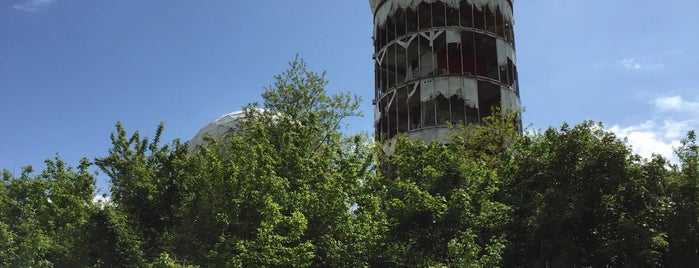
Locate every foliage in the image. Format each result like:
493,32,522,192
373,137,511,267
503,122,670,267
665,130,699,266
3,57,699,267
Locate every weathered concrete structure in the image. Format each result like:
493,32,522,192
370,0,520,142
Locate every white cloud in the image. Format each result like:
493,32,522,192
622,58,642,70
13,0,56,12
621,58,663,71
609,95,699,161
653,95,699,113
92,194,112,208
610,120,684,160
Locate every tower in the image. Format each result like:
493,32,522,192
370,0,520,142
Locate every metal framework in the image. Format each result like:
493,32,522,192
371,0,520,142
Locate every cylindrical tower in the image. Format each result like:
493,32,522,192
370,0,520,142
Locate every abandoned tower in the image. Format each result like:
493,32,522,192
370,0,520,142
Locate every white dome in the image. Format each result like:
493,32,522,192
189,110,245,148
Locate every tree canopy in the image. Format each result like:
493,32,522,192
1,58,698,267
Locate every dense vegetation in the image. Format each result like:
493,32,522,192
2,59,699,267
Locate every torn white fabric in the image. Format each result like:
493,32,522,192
419,51,434,77
385,91,396,112
500,86,520,112
382,138,397,155
376,49,387,65
446,30,461,44
372,0,514,29
420,79,437,102
439,77,478,108
463,78,478,108
407,82,419,99
375,105,382,124
418,76,478,108
435,77,450,97
495,38,515,65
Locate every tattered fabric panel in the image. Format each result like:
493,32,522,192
372,0,514,28
496,38,516,65
375,105,382,124
500,86,520,112
419,77,479,108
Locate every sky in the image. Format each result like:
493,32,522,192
1,0,699,193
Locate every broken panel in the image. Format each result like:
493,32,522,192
434,32,448,75
432,2,446,27
436,95,450,126
447,31,462,75
418,2,432,30
461,31,476,75
473,5,486,30
477,81,501,119
474,33,499,81
451,96,466,124
446,4,460,26
396,86,409,133
422,98,436,128
460,1,473,28
408,83,421,130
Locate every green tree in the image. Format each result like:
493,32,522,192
95,123,190,261
372,129,514,266
0,157,101,267
96,57,376,266
503,122,669,267
665,130,699,266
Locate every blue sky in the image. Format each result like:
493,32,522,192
1,0,699,192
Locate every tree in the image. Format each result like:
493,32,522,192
503,122,669,267
95,123,190,261
370,112,521,266
93,57,376,266
665,130,699,266
0,157,101,267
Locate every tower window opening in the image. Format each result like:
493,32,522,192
461,31,476,75
432,2,446,27
407,37,420,81
474,33,499,80
477,81,501,120
460,1,473,28
436,95,450,126
507,58,515,88
418,3,432,30
396,44,408,84
473,6,486,30
379,97,388,140
377,25,387,51
422,98,436,128
418,34,434,77
485,7,497,34
447,31,463,75
446,5,460,26
394,9,407,37
451,96,467,125
386,15,397,45
386,44,397,89
396,86,410,134
406,8,419,33
408,85,421,130
495,9,505,37
435,32,448,76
